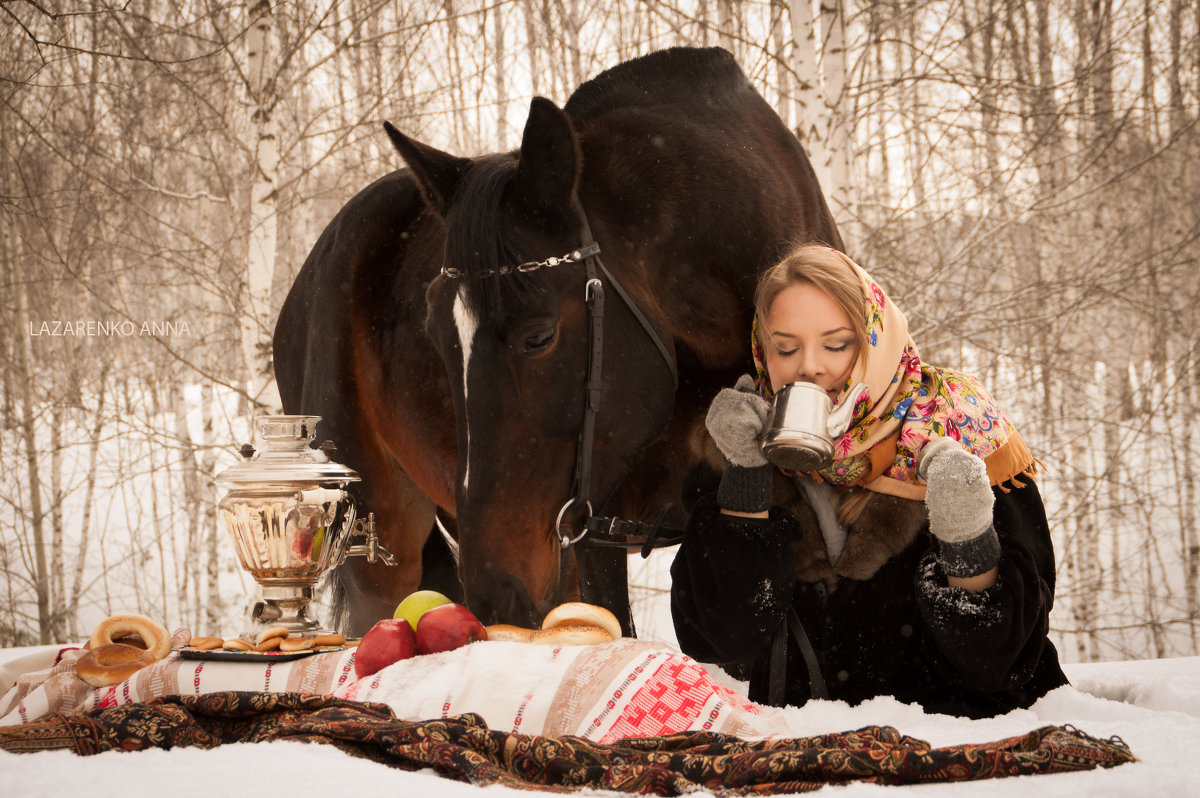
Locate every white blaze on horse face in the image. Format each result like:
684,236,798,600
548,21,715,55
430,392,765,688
453,286,479,492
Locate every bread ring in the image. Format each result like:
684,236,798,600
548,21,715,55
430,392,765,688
541,602,622,641
484,624,536,642
279,637,313,652
255,636,283,652
311,633,346,647
222,638,253,651
187,636,223,651
256,626,289,646
90,614,170,661
529,624,613,646
77,643,155,687
112,633,146,650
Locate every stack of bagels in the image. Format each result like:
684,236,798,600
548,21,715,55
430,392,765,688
184,627,348,653
76,613,172,687
486,602,621,645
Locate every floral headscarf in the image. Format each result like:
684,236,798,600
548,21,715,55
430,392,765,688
752,250,1036,499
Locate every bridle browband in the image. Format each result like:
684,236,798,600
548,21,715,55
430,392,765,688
439,202,685,556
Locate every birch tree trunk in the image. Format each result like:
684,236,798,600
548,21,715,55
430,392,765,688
790,0,830,192
495,1,507,147
8,200,51,643
1033,0,1064,194
718,0,735,53
819,0,852,240
772,0,790,128
50,404,66,641
867,2,891,212
67,363,109,639
242,0,281,413
202,381,222,630
523,0,540,95
1181,351,1199,651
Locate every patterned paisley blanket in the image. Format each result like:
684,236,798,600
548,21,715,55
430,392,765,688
0,691,1133,795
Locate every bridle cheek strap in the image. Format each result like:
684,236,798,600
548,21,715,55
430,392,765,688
557,205,680,550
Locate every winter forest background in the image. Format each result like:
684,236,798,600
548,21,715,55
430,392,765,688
2,0,1197,665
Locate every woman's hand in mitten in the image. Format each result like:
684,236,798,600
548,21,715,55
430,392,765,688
706,374,770,468
917,436,1000,583
706,375,772,514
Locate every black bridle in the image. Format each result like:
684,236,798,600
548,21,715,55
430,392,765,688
438,206,686,557
555,210,685,555
437,207,827,702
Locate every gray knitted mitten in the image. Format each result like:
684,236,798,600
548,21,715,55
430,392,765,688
917,436,1001,578
706,375,772,513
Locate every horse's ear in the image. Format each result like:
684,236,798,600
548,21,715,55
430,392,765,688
514,98,580,212
383,121,470,214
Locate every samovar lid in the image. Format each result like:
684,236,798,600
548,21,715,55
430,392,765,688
215,415,361,485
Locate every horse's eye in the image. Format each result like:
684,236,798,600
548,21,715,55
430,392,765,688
524,328,556,354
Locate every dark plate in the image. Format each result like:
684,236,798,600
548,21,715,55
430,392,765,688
176,647,345,662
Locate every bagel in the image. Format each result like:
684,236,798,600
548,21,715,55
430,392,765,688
484,624,536,643
90,614,170,661
112,633,146,650
279,636,314,652
541,602,622,641
77,643,155,687
255,636,283,652
255,626,289,646
311,633,346,647
529,624,613,646
187,636,223,651
222,638,253,651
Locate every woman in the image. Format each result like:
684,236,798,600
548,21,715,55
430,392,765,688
671,245,1067,718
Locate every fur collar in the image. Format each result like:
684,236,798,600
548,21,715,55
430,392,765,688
774,471,927,592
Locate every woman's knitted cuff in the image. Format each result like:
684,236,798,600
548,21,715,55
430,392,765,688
937,525,1001,578
717,459,773,514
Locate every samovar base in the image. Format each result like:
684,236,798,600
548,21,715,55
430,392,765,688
241,584,336,639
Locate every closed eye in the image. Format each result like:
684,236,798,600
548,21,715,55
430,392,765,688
523,327,556,355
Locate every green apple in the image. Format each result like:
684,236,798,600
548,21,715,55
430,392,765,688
393,589,452,630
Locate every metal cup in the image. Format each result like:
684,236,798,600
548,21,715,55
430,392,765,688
761,382,868,472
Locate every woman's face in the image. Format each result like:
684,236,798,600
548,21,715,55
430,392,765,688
762,281,859,402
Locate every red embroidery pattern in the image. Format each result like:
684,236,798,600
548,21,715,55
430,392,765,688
587,653,657,735
701,702,724,731
192,664,204,694
603,657,721,741
264,663,274,692
511,646,562,733
97,687,118,709
337,656,354,687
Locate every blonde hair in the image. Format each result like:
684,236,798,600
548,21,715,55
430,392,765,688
754,245,869,363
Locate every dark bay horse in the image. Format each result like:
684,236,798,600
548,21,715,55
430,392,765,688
274,47,842,635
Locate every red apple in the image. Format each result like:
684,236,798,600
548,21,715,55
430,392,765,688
354,618,417,679
415,602,488,654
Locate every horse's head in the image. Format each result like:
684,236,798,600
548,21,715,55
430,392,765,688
384,99,676,626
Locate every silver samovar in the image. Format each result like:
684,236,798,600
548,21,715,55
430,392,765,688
215,415,395,638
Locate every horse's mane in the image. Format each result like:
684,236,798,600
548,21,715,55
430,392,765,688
443,155,551,316
563,47,748,123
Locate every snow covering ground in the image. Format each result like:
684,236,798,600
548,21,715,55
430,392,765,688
0,643,1197,797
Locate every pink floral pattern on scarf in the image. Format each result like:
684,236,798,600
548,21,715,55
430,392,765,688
751,251,1019,493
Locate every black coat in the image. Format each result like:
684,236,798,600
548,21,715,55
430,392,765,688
670,475,1068,718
